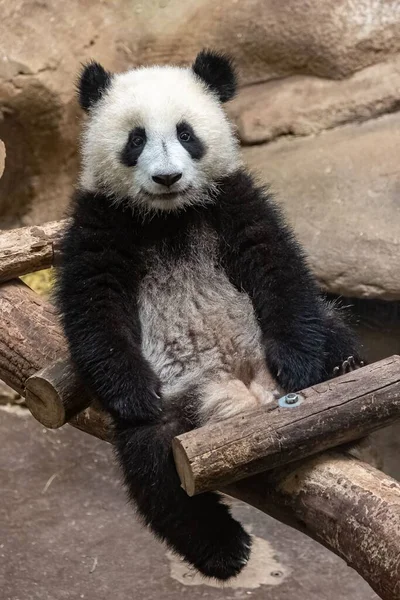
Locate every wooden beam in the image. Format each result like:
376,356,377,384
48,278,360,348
1,279,399,598
68,402,113,442
0,279,107,438
224,452,400,600
0,219,68,282
0,279,66,395
172,356,400,496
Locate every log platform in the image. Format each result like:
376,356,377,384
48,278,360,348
0,221,399,600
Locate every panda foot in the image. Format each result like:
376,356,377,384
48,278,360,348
332,356,365,377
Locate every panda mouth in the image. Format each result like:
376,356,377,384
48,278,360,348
141,186,191,199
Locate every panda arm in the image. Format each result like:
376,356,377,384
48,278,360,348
217,171,357,391
56,212,161,424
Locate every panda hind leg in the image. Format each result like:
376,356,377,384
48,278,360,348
114,393,252,581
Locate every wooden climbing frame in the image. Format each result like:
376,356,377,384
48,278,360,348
0,221,399,600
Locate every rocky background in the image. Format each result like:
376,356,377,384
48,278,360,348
0,0,399,304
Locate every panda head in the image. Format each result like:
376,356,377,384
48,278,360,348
78,50,241,213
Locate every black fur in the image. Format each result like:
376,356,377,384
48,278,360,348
115,405,251,580
215,172,361,391
78,61,112,112
192,50,237,102
177,121,206,160
121,127,147,167
56,169,361,580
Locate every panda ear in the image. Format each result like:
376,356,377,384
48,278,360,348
77,61,112,112
192,50,237,103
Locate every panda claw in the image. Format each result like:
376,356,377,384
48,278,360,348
333,355,365,378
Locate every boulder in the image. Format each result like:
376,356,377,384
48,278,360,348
0,0,118,228
228,58,400,144
134,0,400,84
243,113,400,301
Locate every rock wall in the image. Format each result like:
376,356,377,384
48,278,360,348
244,113,400,300
0,0,399,298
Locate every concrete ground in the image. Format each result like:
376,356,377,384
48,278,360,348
2,407,399,600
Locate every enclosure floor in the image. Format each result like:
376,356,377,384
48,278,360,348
2,410,398,600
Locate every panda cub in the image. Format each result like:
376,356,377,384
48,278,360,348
56,50,363,580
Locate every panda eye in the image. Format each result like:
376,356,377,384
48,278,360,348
131,136,145,147
179,131,192,143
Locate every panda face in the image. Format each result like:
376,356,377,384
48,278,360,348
79,54,241,213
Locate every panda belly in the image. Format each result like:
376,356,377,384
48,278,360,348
138,245,278,423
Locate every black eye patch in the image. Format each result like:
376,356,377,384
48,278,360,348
120,126,146,167
177,121,206,160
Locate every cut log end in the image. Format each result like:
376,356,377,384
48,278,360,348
172,437,197,497
25,378,66,429
25,360,92,429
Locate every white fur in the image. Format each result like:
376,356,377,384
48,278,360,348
80,66,242,213
138,224,280,425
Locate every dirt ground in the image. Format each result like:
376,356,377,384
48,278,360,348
2,406,399,600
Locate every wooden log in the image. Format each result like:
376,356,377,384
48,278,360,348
0,279,104,437
172,356,400,496
224,452,400,600
0,219,68,282
0,279,66,395
25,360,91,429
70,403,113,442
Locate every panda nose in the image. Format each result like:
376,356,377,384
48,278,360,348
152,172,182,187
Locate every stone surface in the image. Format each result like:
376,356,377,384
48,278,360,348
229,57,400,144
134,0,400,84
0,408,385,600
1,0,400,228
243,112,400,300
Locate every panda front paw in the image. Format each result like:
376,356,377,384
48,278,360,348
268,344,325,393
332,355,365,377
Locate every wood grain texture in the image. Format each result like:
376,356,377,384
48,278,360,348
173,356,400,496
224,452,400,600
69,403,113,442
0,279,66,395
25,360,91,428
0,219,69,282
0,279,104,438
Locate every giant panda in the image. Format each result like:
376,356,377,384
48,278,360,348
55,50,363,580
